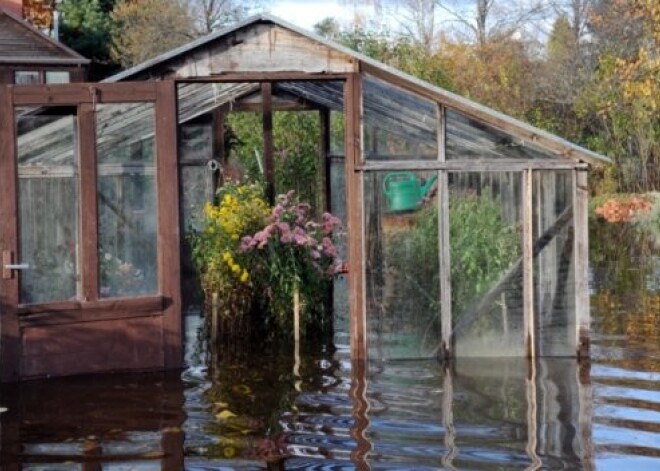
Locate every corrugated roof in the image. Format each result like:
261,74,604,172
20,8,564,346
0,7,89,65
103,13,609,166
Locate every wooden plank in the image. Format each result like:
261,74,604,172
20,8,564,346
12,82,157,105
155,80,183,369
438,104,452,360
0,84,21,381
177,72,349,82
523,169,535,358
79,103,99,302
574,169,590,358
345,73,366,361
17,295,164,319
262,82,275,204
358,160,588,172
20,315,164,378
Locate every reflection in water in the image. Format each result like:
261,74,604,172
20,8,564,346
0,221,658,470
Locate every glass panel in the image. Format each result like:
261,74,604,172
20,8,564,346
15,71,41,85
446,109,555,160
534,170,576,356
450,172,524,357
363,74,437,160
17,108,79,303
365,171,441,360
179,121,212,162
97,103,158,298
45,71,70,84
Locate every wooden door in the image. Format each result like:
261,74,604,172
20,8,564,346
0,81,181,381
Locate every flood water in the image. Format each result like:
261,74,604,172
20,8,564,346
0,221,658,470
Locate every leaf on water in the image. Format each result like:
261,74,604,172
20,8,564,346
216,409,237,420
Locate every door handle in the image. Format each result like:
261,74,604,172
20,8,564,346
2,251,28,279
4,264,29,270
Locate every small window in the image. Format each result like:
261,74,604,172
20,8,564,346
14,71,41,85
45,71,71,84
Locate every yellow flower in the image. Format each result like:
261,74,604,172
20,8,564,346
240,271,249,283
231,263,240,273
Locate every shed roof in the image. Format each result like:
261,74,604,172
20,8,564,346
0,7,89,65
105,14,611,167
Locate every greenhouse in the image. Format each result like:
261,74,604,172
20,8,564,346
0,14,610,380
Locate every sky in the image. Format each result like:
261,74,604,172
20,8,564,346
266,0,383,32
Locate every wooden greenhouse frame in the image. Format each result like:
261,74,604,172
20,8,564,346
0,14,610,380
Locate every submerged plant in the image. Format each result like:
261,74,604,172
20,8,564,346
191,184,343,339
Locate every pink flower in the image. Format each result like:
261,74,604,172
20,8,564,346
292,227,308,246
238,236,255,252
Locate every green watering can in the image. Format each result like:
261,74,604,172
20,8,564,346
383,172,438,212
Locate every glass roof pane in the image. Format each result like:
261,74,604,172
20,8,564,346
363,74,438,160
446,109,557,160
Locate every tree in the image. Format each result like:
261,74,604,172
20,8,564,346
59,0,119,79
110,0,196,67
189,0,259,35
577,0,660,191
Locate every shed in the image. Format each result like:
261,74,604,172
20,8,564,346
0,14,610,380
0,5,88,85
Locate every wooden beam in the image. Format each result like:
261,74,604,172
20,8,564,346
0,85,20,381
79,103,99,302
523,169,535,359
319,107,331,213
438,104,452,360
345,73,366,361
176,73,349,83
574,169,590,358
155,80,183,369
262,82,275,204
12,82,158,106
358,160,588,172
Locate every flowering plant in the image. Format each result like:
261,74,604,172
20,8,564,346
191,183,343,337
191,182,270,319
238,190,343,331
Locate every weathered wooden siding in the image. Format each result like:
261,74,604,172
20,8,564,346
161,24,356,79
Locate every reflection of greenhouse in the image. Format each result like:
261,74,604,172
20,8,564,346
0,14,610,380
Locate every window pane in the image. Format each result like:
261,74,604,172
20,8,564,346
16,108,79,303
447,109,555,160
97,103,158,298
15,71,40,85
45,71,70,84
450,172,525,357
533,170,576,356
365,170,441,359
363,75,438,160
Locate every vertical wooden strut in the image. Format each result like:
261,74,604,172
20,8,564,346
522,168,536,359
345,73,366,361
261,82,275,204
574,169,590,358
437,104,452,360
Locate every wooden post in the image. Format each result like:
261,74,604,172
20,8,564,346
574,169,590,358
319,107,331,213
79,103,100,302
523,169,535,359
349,359,372,469
155,80,183,369
211,105,226,199
577,359,594,470
345,73,366,361
262,82,275,204
437,104,452,360
0,85,20,381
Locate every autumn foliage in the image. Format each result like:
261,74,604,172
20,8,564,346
595,195,653,223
